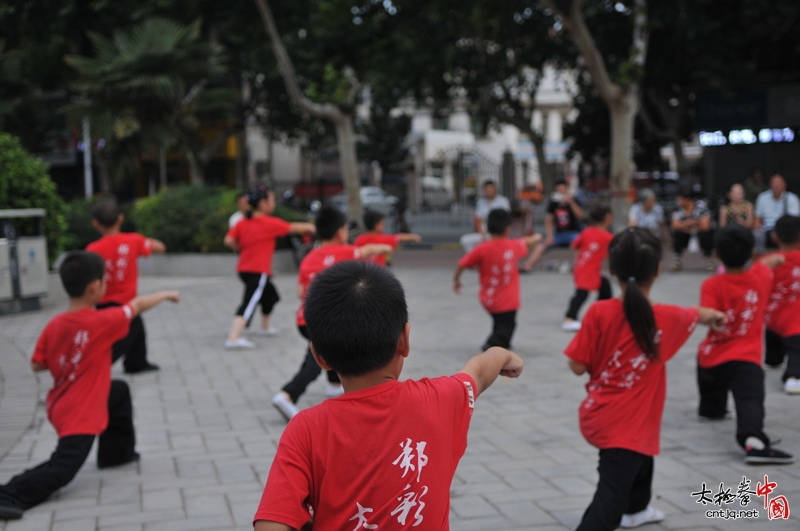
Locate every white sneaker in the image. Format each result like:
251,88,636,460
561,320,582,332
272,393,298,421
224,337,255,350
620,505,665,528
325,384,345,398
784,378,800,395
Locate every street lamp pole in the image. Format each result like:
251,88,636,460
82,116,93,198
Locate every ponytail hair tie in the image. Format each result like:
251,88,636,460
628,277,636,282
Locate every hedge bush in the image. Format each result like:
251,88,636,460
64,198,138,251
64,185,307,253
0,133,66,265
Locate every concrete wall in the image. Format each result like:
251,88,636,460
137,250,297,277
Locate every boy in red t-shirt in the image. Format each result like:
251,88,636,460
763,215,800,394
353,210,422,267
86,199,166,373
254,261,524,531
0,251,179,521
565,228,726,530
562,205,614,332
453,209,542,351
271,207,393,421
696,224,793,464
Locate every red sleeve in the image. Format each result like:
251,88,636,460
225,221,240,242
458,246,481,269
353,235,368,247
31,326,49,368
99,305,135,346
136,234,153,258
699,278,719,309
571,232,584,250
660,306,700,362
443,374,477,460
298,259,312,288
348,245,362,260
514,239,529,259
253,420,313,529
266,217,292,238
564,304,598,368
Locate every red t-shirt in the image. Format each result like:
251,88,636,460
571,227,614,291
87,233,153,304
697,262,773,368
254,374,477,531
353,233,400,267
765,250,800,337
31,305,134,437
226,215,292,274
564,299,699,456
296,244,362,326
457,239,529,314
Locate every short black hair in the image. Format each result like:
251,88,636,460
678,186,694,199
487,208,512,235
316,206,348,240
554,179,567,188
482,180,497,189
363,210,384,231
714,224,754,268
774,215,800,245
589,204,611,224
59,251,105,298
92,199,121,228
304,261,408,377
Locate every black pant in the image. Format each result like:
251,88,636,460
764,331,800,381
577,448,653,531
697,361,769,448
235,273,280,324
765,230,778,250
96,302,149,372
672,230,713,257
0,380,136,511
482,310,517,351
282,326,340,404
566,277,612,320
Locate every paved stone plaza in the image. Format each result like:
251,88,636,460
1,252,799,531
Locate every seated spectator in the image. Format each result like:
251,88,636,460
755,174,800,249
671,187,713,271
628,188,665,237
521,179,585,271
719,183,754,230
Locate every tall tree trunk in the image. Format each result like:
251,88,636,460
609,94,639,230
96,153,112,195
335,115,363,225
671,135,687,176
529,131,555,193
186,150,202,185
253,0,363,226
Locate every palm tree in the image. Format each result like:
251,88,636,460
65,17,239,192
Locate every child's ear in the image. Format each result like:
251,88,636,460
91,219,103,232
117,214,125,226
503,226,512,237
309,343,333,371
396,323,411,359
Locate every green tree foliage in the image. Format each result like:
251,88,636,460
65,17,239,190
0,133,66,264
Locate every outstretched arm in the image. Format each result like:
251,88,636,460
129,291,180,317
522,234,543,248
288,222,316,235
397,233,422,243
759,253,786,269
697,306,727,332
148,238,166,253
358,243,394,257
254,522,294,531
459,347,524,396
453,265,466,294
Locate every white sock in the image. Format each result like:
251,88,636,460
745,436,765,450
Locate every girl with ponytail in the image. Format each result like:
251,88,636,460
564,227,727,531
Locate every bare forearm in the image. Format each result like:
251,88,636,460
359,244,393,257
289,222,316,234
149,238,166,253
130,291,179,316
459,347,519,396
223,236,238,251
